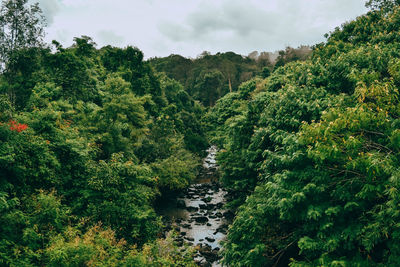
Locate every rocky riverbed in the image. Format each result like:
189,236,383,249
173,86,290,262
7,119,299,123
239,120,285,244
158,146,233,266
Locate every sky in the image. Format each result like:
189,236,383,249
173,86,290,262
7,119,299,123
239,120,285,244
35,0,369,59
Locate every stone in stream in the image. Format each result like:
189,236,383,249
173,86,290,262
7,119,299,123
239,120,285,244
199,203,214,210
181,223,191,229
185,236,194,241
199,203,207,209
199,191,207,196
186,206,199,212
205,237,215,242
215,226,227,234
199,245,219,262
194,216,209,223
195,258,211,267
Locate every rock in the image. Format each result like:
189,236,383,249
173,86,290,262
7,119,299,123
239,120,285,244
205,237,215,242
181,223,191,229
185,236,194,241
199,261,211,267
186,206,199,212
195,216,209,223
180,231,186,236
206,223,212,226
199,249,219,262
195,257,211,267
199,204,207,209
208,203,216,209
216,228,226,234
199,244,211,252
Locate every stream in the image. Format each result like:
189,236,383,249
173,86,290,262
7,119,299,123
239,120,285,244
157,146,232,266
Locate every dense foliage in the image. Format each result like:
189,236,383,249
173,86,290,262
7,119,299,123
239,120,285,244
207,4,400,266
149,48,311,107
3,0,400,266
0,2,207,264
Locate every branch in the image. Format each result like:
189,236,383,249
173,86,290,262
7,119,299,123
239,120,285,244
272,241,295,267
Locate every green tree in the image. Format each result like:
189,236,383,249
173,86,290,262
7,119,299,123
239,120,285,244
195,70,225,106
0,0,45,70
366,0,400,12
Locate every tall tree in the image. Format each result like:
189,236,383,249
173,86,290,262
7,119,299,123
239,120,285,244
0,0,46,70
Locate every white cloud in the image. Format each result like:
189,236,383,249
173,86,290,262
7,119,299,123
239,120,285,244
40,0,368,58
34,0,62,25
96,30,125,46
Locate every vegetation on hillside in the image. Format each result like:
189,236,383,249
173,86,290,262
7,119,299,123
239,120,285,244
0,1,206,265
207,1,400,266
148,47,311,107
2,0,400,266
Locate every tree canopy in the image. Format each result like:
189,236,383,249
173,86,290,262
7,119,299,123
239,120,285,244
206,3,400,266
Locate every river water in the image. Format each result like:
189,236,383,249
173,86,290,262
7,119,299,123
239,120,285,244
158,146,231,266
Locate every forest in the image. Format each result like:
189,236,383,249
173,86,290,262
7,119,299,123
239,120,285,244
1,0,400,266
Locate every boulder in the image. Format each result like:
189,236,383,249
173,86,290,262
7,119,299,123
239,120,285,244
186,206,199,212
205,237,215,242
195,216,209,223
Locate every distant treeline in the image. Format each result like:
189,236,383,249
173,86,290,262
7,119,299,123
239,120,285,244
148,46,311,106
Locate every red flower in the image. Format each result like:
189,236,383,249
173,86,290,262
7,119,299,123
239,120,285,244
8,120,28,132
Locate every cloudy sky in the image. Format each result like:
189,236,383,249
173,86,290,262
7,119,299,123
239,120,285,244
35,0,368,58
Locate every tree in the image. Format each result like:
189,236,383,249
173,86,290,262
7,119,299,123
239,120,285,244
366,0,400,12
195,70,225,106
0,0,46,70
